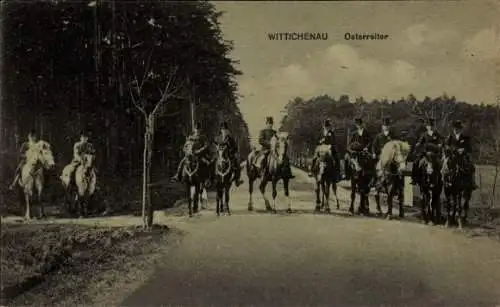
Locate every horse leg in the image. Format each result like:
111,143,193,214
216,184,221,216
420,191,428,224
315,180,321,212
193,184,200,214
375,192,382,215
332,183,340,210
444,191,452,228
24,190,32,220
349,181,356,214
35,178,45,219
271,179,278,213
284,179,291,213
386,191,394,220
225,184,231,216
324,181,331,213
248,176,254,211
187,184,193,217
457,191,464,229
260,177,272,211
462,190,471,226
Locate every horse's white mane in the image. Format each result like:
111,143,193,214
316,144,331,158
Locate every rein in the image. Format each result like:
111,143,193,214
185,157,199,178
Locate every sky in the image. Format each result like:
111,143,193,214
213,0,500,141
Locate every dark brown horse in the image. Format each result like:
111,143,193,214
416,149,443,225
312,145,340,213
347,148,374,215
442,148,473,229
214,143,234,216
180,141,204,217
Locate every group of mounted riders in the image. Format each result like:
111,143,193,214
307,116,476,190
9,114,476,221
10,129,96,192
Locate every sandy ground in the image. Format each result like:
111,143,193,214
113,167,500,306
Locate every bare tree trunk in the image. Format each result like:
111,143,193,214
142,114,155,229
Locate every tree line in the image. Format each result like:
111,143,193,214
0,0,251,186
279,94,500,165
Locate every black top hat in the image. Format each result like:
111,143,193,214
382,117,391,125
424,117,435,125
79,129,89,137
194,122,202,129
323,119,331,127
266,116,274,124
452,120,463,129
220,121,229,129
354,116,363,125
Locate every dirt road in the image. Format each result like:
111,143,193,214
122,167,500,306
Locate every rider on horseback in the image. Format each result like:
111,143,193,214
308,119,341,182
444,120,477,190
344,116,373,182
372,117,399,189
9,129,38,190
174,122,211,182
256,116,294,179
215,121,244,187
67,130,96,189
411,118,443,185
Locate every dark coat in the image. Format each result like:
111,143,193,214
445,133,472,155
348,129,372,152
215,134,238,157
415,131,443,154
372,130,397,156
258,128,277,150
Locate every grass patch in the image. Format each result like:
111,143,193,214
0,221,178,306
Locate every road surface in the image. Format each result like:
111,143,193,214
122,167,500,306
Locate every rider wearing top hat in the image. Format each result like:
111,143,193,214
9,129,38,190
444,120,477,190
308,119,341,182
174,122,210,182
372,117,398,159
257,116,295,179
344,116,373,180
215,121,244,187
411,117,443,185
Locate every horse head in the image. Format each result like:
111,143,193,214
215,143,231,177
441,148,465,186
26,140,55,170
82,153,95,171
392,141,411,174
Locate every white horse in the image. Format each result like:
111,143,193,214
18,140,55,220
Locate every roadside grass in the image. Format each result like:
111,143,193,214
0,221,181,306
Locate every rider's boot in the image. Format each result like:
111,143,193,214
173,159,185,181
9,173,20,190
410,162,418,185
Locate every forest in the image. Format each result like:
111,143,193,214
0,0,251,191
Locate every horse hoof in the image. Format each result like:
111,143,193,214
385,214,392,220
445,221,450,228
325,208,331,214
286,209,292,214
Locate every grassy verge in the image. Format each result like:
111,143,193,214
1,221,181,306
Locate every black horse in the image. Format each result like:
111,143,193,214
415,148,443,225
442,148,473,229
346,149,375,215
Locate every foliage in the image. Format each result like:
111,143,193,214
1,222,170,304
280,93,499,164
0,0,251,189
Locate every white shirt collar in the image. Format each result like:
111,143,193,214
383,130,389,136
454,132,461,139
427,130,434,136
357,128,364,135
